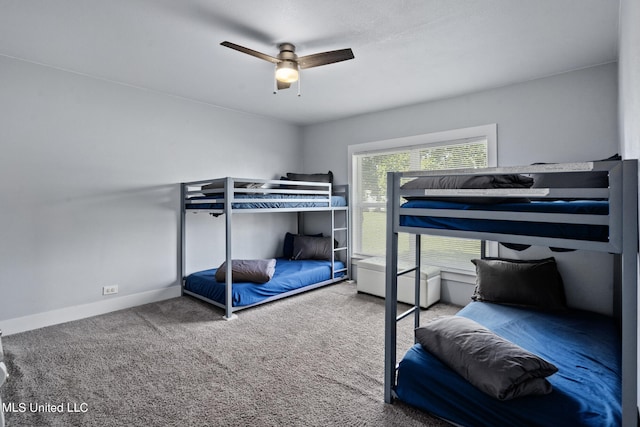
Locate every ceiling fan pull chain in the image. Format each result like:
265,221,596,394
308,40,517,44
273,65,278,94
297,71,301,97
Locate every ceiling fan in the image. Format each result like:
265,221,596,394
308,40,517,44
220,41,354,94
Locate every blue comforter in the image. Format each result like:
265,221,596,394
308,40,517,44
396,301,621,427
187,195,347,210
400,199,609,241
184,258,345,307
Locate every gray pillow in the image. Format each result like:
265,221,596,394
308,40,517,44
287,171,333,184
282,171,333,191
416,316,558,400
215,259,276,283
401,174,533,190
292,235,333,260
471,257,566,309
531,155,619,190
531,171,608,189
202,182,263,191
283,232,323,259
401,174,533,203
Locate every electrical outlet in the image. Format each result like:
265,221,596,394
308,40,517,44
102,285,118,296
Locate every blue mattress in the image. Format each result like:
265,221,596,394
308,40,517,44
400,199,609,241
396,302,621,427
187,195,347,210
184,258,345,307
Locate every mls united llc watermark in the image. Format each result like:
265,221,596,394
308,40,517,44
3,401,88,413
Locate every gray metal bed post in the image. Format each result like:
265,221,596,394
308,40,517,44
224,177,237,320
621,160,638,427
331,208,336,278
346,190,352,279
414,235,421,334
297,211,304,235
180,183,186,295
384,172,400,403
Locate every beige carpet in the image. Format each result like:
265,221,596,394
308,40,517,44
1,282,458,426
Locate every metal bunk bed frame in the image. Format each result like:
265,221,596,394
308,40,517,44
180,177,350,320
384,160,638,426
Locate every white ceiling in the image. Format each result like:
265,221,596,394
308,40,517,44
0,0,619,125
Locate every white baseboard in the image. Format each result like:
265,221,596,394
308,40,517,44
0,286,182,336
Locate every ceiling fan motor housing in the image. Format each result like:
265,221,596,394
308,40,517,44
277,43,297,61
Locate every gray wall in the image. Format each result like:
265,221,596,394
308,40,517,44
302,63,618,185
0,56,301,330
618,0,640,408
301,63,619,308
0,58,623,331
620,0,640,160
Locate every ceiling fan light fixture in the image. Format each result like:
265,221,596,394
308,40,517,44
275,61,299,83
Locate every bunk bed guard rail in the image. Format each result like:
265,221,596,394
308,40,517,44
388,161,627,253
183,177,344,213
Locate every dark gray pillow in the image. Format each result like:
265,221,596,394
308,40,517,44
531,155,620,190
531,172,608,189
282,171,333,191
401,174,533,190
292,235,333,260
401,174,533,204
202,182,263,191
215,259,276,283
471,257,566,309
416,316,558,400
283,232,323,259
286,171,333,184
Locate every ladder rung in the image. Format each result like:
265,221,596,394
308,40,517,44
397,266,417,277
333,268,347,273
396,306,418,322
333,246,348,252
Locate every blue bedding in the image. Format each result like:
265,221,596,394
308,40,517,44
400,199,609,241
184,258,345,307
186,194,347,210
396,302,621,427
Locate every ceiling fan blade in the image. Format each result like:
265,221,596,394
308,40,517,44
220,41,279,64
277,80,291,90
297,48,354,69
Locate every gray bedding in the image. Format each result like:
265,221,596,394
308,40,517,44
214,259,276,284
401,174,533,203
415,316,558,400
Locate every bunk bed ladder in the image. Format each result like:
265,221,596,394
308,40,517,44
331,207,349,279
384,172,423,403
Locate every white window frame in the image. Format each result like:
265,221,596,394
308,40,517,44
348,124,498,270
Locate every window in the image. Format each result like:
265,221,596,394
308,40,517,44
349,125,497,272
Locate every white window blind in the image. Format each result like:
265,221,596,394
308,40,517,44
353,137,489,272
